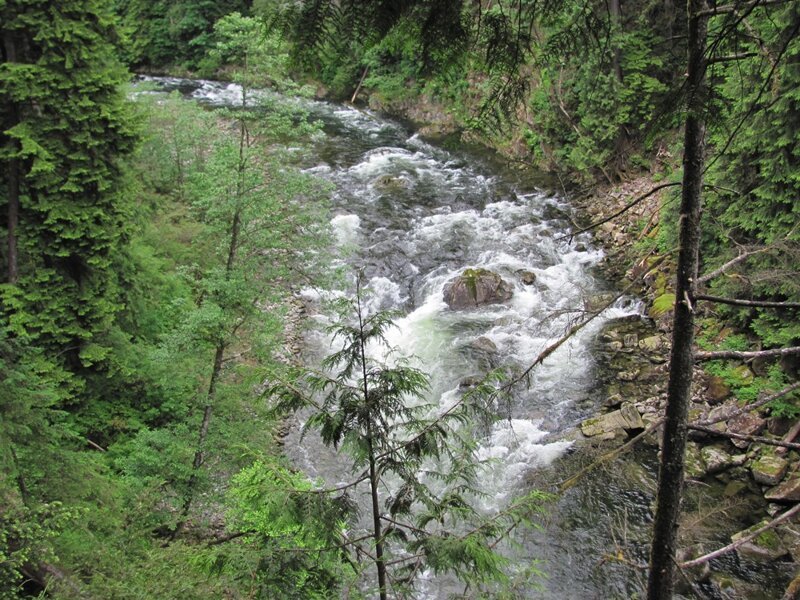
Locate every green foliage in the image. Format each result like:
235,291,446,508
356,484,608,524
701,4,800,348
1,0,139,355
198,12,309,92
265,0,470,100
0,501,81,598
115,0,250,70
524,6,676,180
272,283,550,596
221,460,352,598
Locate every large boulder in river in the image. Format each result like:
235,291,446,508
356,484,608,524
443,269,513,309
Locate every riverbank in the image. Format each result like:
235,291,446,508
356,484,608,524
577,179,800,598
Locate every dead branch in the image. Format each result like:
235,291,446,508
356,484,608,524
736,10,778,69
695,346,800,361
708,51,759,63
207,530,254,546
506,254,670,391
86,438,106,452
687,423,800,450
776,419,800,457
680,503,800,569
222,347,252,363
557,182,680,242
696,294,800,309
350,66,370,104
697,247,770,285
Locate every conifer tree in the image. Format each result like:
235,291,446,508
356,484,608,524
0,0,138,360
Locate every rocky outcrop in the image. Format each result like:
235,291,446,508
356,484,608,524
443,268,513,309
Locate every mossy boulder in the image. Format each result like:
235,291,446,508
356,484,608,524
751,455,789,486
731,521,790,561
700,445,737,475
371,174,410,190
443,268,513,309
516,269,537,285
706,375,731,403
684,442,705,479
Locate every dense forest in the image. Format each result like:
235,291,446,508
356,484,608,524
2,1,799,598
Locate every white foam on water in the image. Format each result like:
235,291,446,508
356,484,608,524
330,213,361,247
476,419,573,505
363,276,407,314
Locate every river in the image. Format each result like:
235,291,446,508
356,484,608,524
138,77,788,599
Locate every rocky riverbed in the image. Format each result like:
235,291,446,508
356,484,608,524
571,178,800,599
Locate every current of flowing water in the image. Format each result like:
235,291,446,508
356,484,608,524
138,77,680,599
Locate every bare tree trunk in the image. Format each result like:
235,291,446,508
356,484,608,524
610,0,624,83
7,158,19,283
171,341,225,539
10,445,30,506
368,435,388,600
646,1,708,597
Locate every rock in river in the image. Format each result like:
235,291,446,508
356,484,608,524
443,268,513,309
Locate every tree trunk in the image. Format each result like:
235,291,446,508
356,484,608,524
193,342,225,470
368,435,388,600
171,341,225,539
610,0,624,83
7,157,19,283
10,445,30,506
646,1,707,598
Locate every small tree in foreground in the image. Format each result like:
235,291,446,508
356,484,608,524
273,279,550,599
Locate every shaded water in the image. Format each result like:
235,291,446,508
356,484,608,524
139,77,791,599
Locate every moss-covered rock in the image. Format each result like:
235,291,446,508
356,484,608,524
731,522,789,561
443,268,513,309
751,455,789,486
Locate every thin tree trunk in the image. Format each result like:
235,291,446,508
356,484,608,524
10,445,30,506
194,343,225,470
646,1,707,597
7,158,19,283
368,435,388,600
356,283,388,600
610,0,624,83
171,341,225,539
